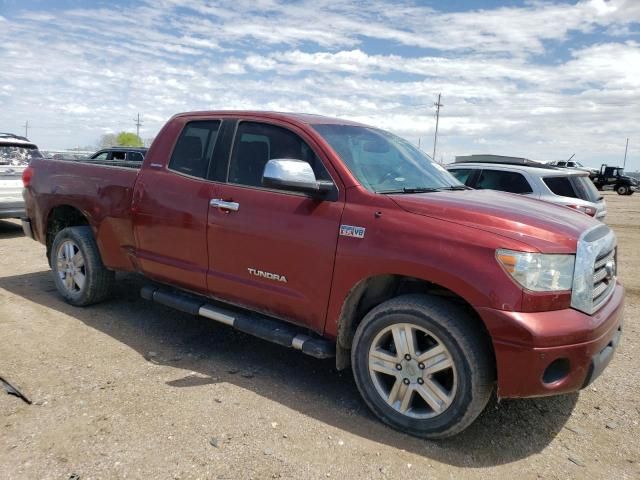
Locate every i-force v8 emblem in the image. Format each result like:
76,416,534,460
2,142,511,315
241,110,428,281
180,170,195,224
340,224,366,239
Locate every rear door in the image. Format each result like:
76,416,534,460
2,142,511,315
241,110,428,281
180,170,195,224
132,119,222,293
206,120,344,333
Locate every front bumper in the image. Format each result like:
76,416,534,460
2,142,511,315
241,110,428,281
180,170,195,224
478,282,624,398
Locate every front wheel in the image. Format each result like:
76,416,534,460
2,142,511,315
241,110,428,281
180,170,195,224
617,185,630,195
351,294,494,439
50,226,115,306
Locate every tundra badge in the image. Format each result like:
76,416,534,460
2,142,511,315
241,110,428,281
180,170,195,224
247,268,288,283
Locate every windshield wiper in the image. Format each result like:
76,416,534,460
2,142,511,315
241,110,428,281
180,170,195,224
377,187,441,194
439,185,469,191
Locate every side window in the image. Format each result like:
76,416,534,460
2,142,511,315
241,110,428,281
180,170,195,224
448,168,474,186
92,152,108,160
127,152,144,162
228,122,330,188
476,170,533,194
111,151,126,161
169,121,220,178
544,176,577,198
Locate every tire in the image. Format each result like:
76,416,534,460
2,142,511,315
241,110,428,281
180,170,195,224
617,185,629,195
351,294,494,439
50,226,115,306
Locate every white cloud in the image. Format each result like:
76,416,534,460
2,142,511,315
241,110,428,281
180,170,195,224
0,0,638,169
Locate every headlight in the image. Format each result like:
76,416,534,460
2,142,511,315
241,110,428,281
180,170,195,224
496,249,575,292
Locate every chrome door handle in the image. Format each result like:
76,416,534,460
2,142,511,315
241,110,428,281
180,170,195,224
210,198,240,211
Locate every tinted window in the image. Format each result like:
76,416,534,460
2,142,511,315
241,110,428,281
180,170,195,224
127,152,144,162
228,122,330,188
448,168,474,186
544,176,576,197
111,151,126,161
169,121,220,178
544,175,601,201
571,176,601,202
476,170,533,194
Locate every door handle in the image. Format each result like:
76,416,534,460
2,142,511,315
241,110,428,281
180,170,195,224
210,198,240,212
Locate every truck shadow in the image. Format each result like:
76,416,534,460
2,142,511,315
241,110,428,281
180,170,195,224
0,270,578,467
0,219,24,239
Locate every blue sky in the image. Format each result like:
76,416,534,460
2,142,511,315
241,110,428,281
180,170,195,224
0,0,639,170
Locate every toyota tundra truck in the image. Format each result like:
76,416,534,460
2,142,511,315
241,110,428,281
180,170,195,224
21,111,624,439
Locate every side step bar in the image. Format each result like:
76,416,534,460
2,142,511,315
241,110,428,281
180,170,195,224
141,285,335,359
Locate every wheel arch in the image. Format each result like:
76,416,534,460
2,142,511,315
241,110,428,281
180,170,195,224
334,274,494,371
45,204,91,263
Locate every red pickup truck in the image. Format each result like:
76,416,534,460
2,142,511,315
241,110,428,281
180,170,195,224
22,111,624,438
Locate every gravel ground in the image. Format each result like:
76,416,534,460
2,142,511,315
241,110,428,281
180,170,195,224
1,191,638,480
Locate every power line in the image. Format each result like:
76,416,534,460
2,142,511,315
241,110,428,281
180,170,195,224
134,112,143,138
432,93,443,163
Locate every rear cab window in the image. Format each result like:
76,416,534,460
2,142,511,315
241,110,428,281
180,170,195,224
475,169,533,194
168,121,221,179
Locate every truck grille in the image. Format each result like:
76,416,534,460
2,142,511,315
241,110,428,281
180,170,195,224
592,248,616,309
571,224,617,315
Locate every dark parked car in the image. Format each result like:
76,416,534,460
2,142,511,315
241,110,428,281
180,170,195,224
90,147,147,163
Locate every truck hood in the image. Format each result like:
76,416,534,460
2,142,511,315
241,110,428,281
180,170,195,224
389,189,596,253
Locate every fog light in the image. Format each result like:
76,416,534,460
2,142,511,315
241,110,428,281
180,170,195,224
542,358,570,384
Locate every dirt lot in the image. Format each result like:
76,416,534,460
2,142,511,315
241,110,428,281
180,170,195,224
1,191,638,480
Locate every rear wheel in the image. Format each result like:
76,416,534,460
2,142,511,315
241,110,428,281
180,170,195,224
50,226,115,306
617,185,629,195
351,294,494,439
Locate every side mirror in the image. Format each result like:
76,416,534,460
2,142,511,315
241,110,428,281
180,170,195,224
262,159,332,195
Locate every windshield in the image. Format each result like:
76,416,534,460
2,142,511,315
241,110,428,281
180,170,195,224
313,124,462,193
0,145,42,166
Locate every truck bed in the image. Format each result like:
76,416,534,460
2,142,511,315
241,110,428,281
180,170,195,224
27,157,140,270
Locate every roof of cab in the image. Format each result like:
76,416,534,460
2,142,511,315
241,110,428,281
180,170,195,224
173,110,369,127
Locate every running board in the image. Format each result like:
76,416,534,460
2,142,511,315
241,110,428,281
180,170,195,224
140,285,335,359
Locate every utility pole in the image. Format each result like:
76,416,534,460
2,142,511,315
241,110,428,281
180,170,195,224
623,137,629,169
432,93,443,163
23,120,29,138
134,113,143,138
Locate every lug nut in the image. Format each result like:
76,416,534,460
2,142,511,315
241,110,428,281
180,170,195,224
418,362,425,369
395,364,402,371
404,354,411,361
417,378,424,385
403,378,410,385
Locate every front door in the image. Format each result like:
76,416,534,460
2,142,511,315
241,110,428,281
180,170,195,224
206,121,344,333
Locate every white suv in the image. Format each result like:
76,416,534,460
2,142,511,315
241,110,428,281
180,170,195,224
447,162,607,221
0,133,43,219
